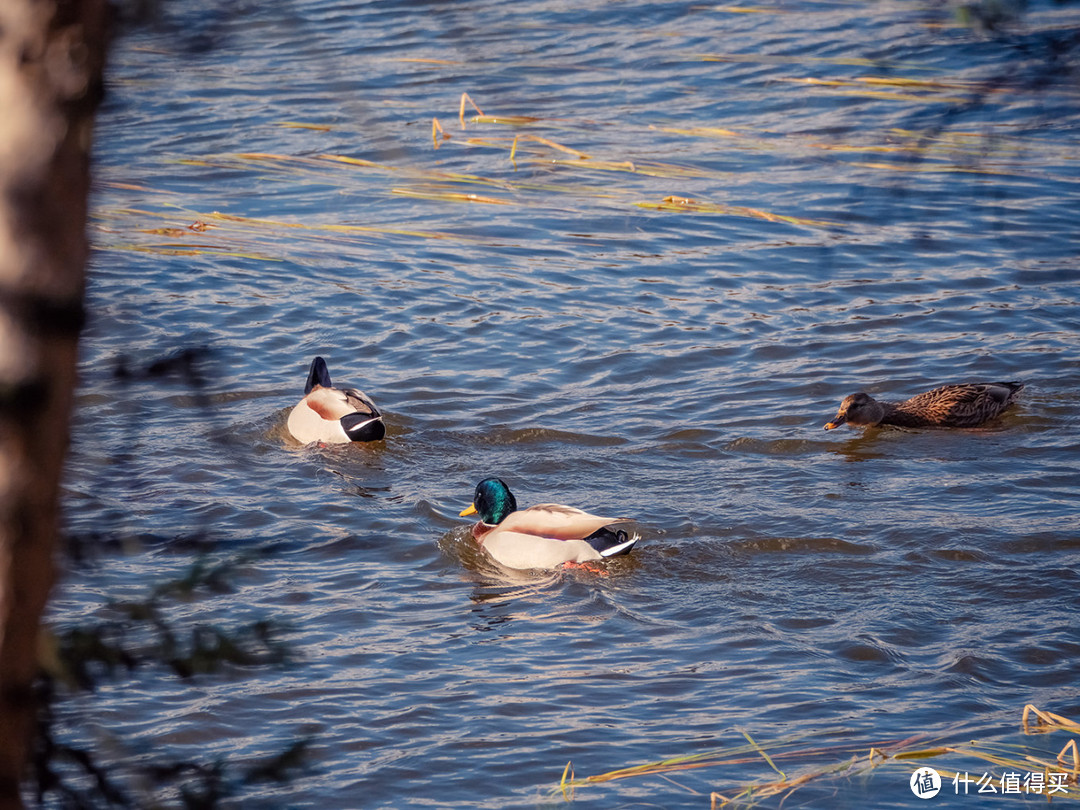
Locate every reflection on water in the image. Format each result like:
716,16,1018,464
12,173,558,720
51,0,1080,806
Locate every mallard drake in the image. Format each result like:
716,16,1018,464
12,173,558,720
459,477,638,570
287,357,385,444
824,381,1024,430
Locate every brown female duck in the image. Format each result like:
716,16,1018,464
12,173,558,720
824,381,1024,430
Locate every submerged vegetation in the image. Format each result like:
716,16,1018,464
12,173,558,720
97,67,1075,261
95,0,1080,266
553,706,1080,807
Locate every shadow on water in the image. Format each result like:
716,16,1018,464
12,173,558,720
47,348,316,807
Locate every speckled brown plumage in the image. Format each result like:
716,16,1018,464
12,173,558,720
824,381,1024,430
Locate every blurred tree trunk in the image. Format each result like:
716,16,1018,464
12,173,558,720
0,1,106,807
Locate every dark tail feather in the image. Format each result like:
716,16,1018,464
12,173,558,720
988,381,1025,403
585,527,638,558
305,356,333,394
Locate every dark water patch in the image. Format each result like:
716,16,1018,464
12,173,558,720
476,426,628,448
945,653,1015,686
776,616,836,631
927,547,992,563
728,535,876,556
832,639,902,667
723,436,828,456
1000,534,1080,555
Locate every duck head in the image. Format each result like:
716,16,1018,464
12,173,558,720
824,392,885,430
459,477,517,525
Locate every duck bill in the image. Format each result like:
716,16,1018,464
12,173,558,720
823,415,846,430
459,503,478,517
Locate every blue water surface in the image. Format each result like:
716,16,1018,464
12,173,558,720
51,0,1080,807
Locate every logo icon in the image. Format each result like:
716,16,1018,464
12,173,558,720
910,767,941,798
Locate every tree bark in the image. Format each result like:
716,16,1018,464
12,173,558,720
0,1,107,806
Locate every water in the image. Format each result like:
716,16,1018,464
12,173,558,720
50,0,1080,806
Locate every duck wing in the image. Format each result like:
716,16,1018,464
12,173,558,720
499,503,631,541
304,386,380,420
902,382,1023,426
340,387,381,418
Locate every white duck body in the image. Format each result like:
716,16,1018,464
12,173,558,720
287,357,384,444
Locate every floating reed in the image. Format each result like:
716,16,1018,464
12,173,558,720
432,117,449,149
553,705,1080,807
459,91,483,128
